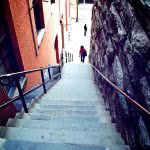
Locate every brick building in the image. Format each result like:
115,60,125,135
0,0,76,124
0,0,73,91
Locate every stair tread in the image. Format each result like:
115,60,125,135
21,113,111,123
7,118,115,132
34,103,98,110
38,100,98,106
41,92,101,100
1,139,129,150
4,127,124,145
1,139,106,150
30,107,109,116
29,108,108,116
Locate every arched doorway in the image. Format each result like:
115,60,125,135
54,35,59,64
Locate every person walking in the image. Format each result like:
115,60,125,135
84,24,87,36
79,46,87,63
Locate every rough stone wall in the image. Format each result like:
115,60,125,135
89,0,150,149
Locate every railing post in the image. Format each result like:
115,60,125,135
69,53,71,62
65,51,67,63
15,76,28,113
40,68,47,94
61,50,64,66
72,54,73,61
59,65,61,79
47,66,51,80
68,53,70,62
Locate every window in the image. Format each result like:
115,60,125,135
51,0,55,4
32,0,45,47
0,13,18,92
33,0,45,33
0,17,16,75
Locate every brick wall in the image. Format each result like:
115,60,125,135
6,0,60,90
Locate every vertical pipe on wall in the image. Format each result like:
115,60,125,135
76,0,79,22
60,20,64,49
65,0,68,31
69,0,70,18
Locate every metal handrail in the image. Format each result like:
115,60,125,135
92,65,150,116
0,65,60,79
0,65,61,113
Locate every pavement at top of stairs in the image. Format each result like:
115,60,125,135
64,4,92,64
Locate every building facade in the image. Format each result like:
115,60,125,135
0,0,71,91
0,0,74,125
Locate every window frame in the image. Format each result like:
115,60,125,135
32,0,45,47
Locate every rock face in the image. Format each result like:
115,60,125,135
89,0,150,149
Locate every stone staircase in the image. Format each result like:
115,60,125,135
0,63,129,150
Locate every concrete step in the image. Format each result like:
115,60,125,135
38,99,98,106
0,139,130,150
0,139,107,150
30,107,99,116
43,81,99,93
44,91,99,97
4,127,124,146
15,111,95,120
107,145,130,150
22,113,111,123
30,107,110,117
45,84,99,94
39,94,101,102
33,103,98,111
7,118,115,132
24,113,98,122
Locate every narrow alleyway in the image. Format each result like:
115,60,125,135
0,1,149,149
64,4,92,63
0,3,130,150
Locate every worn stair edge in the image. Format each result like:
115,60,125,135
38,97,100,103
0,139,106,150
37,99,98,106
29,108,98,116
29,107,110,116
30,107,110,116
4,127,125,146
15,112,24,119
6,118,116,132
22,113,100,123
21,113,111,123
33,103,108,113
30,108,110,117
19,93,44,113
0,139,130,150
33,103,97,110
15,112,97,120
